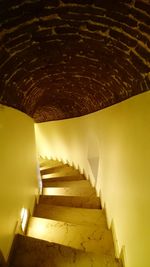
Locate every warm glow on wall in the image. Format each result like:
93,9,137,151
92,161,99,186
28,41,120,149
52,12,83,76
34,124,52,158
20,208,29,233
34,123,71,163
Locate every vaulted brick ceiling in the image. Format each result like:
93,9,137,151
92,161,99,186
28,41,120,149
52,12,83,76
0,0,150,122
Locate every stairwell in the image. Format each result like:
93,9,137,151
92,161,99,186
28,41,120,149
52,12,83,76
9,159,123,267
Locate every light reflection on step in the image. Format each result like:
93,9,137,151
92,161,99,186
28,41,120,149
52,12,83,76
27,217,114,255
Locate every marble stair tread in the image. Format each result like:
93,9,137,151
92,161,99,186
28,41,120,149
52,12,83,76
39,195,101,209
34,204,106,226
9,234,122,267
27,217,115,255
42,168,81,179
42,180,96,197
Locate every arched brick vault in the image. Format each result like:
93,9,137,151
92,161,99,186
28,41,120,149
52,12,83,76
0,0,150,122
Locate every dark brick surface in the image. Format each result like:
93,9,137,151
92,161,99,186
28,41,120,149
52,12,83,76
135,1,150,15
130,50,150,73
0,0,150,122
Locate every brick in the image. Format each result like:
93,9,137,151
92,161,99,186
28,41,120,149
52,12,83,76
145,75,150,89
0,54,23,77
5,34,31,48
0,48,10,66
110,45,129,58
79,29,109,43
92,16,119,27
94,0,119,9
110,29,137,47
9,40,31,54
64,20,83,28
43,0,60,7
107,11,137,27
139,23,150,36
86,23,108,32
130,7,150,24
120,0,132,3
135,45,150,61
0,0,23,10
130,50,150,73
32,29,52,42
78,6,105,16
15,2,44,15
117,57,142,79
39,19,64,28
112,39,129,51
58,12,91,21
62,0,93,4
135,1,150,15
112,3,131,15
2,14,34,29
55,26,78,34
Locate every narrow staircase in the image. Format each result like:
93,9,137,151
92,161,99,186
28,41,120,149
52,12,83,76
9,159,122,267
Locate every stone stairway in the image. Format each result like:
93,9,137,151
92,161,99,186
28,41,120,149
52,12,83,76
9,159,123,267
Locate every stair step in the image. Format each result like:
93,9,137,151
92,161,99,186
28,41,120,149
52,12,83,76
34,204,106,226
42,174,85,183
42,180,96,197
39,157,49,164
40,160,64,170
42,179,90,188
9,234,122,267
42,169,81,179
40,163,70,175
27,217,114,255
39,195,101,209
40,159,60,164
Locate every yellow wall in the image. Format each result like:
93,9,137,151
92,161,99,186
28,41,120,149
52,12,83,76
0,106,38,261
35,91,150,267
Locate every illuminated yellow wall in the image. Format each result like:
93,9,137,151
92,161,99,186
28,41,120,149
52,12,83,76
0,106,38,261
35,91,150,267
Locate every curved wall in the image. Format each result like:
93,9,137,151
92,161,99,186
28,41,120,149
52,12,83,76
35,91,150,267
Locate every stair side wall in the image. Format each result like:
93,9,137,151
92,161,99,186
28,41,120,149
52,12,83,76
0,106,38,261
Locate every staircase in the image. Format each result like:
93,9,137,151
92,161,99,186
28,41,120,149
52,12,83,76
9,159,123,267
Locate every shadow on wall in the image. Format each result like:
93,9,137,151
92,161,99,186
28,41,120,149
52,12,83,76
0,250,6,267
87,136,100,185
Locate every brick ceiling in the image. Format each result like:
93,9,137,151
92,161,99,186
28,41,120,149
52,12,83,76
0,0,150,122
